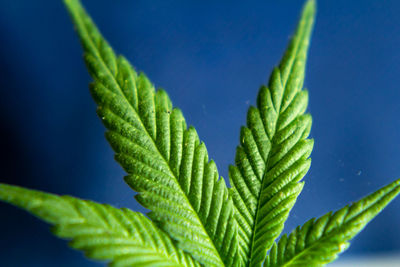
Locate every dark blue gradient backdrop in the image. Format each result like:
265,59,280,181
1,0,400,266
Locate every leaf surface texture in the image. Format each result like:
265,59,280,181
0,184,199,267
265,178,400,267
228,1,315,266
64,0,238,265
0,1,399,267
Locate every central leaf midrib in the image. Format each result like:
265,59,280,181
71,6,225,266
246,16,310,266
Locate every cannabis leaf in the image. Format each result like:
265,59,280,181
0,184,200,267
0,0,399,266
63,0,238,266
265,178,400,266
229,1,314,266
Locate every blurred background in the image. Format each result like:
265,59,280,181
1,0,400,266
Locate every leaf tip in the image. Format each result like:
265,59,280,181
304,0,317,14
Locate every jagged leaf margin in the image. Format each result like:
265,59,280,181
265,178,400,267
0,184,200,267
229,0,315,266
64,0,238,266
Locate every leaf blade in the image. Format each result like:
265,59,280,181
64,0,238,265
0,183,200,267
229,1,316,266
265,178,400,267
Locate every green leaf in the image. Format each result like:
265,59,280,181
265,178,400,267
1,1,399,267
63,0,238,266
228,1,315,266
0,184,200,267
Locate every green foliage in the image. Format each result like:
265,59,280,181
264,178,400,267
229,1,314,266
63,0,237,265
0,0,399,266
0,184,199,267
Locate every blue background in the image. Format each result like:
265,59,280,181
1,0,400,266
